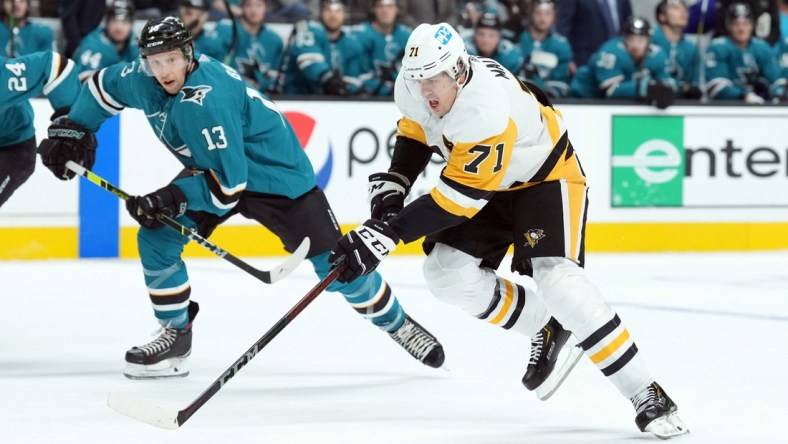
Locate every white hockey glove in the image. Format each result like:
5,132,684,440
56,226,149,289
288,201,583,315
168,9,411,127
328,219,399,283
368,172,410,222
743,91,765,104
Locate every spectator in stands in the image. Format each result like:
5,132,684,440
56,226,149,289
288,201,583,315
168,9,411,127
133,0,179,18
557,0,633,68
73,0,138,82
706,2,785,102
569,16,676,109
501,0,531,42
352,0,411,96
653,0,702,99
0,0,54,57
283,0,367,95
518,0,572,98
212,0,241,18
457,1,483,39
714,0,779,45
179,0,224,60
780,0,788,40
60,0,106,58
397,0,461,28
465,12,523,73
266,0,310,21
215,0,284,92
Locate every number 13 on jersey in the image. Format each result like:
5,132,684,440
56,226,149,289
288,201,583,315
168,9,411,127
201,126,227,150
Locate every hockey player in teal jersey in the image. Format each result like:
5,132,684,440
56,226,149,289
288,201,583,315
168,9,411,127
0,0,53,57
73,0,139,82
569,17,676,109
652,0,702,99
283,0,368,95
352,0,411,96
705,2,786,103
37,17,445,379
517,0,572,98
0,50,82,207
214,0,283,92
179,0,224,60
464,13,523,75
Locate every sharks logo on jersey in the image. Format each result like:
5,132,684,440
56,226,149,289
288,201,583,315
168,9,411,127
180,85,212,105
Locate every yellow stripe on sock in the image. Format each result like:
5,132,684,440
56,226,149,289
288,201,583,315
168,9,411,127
589,329,630,364
490,279,514,325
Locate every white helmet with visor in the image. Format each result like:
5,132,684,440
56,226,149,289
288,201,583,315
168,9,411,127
400,23,469,105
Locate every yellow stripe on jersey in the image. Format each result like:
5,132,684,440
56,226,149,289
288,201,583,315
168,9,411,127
430,187,481,218
397,117,428,145
539,104,562,147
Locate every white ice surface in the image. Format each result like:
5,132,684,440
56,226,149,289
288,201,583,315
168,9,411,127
1,252,787,443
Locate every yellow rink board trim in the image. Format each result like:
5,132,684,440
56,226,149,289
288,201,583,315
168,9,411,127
4,222,788,259
0,227,78,259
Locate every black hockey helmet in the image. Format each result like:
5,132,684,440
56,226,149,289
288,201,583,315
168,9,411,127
139,16,194,58
726,2,753,28
655,0,687,24
476,12,502,31
180,0,211,11
623,16,652,38
107,0,135,21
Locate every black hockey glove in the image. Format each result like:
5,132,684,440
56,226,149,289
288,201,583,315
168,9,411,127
644,81,675,110
368,172,410,222
319,69,348,96
328,219,399,283
126,183,188,230
37,116,97,180
681,84,703,100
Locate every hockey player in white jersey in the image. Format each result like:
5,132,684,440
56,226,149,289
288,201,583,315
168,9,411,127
330,23,689,439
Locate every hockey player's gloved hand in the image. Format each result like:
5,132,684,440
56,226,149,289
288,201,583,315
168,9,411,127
742,91,765,104
320,69,348,96
126,183,188,230
328,219,399,283
368,172,410,222
681,84,703,100
37,117,97,180
645,81,675,110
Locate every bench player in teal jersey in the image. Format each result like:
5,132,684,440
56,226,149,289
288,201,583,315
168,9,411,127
72,0,139,82
0,0,53,57
0,50,82,207
37,17,445,379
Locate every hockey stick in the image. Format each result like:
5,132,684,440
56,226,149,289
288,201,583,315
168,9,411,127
65,160,309,284
8,0,16,57
107,265,343,429
222,0,239,65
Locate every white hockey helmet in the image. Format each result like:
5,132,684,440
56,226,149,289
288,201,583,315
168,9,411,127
401,23,469,82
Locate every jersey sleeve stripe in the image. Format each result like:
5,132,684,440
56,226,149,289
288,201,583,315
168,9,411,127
539,104,562,147
296,53,325,69
430,186,482,218
43,56,74,96
87,71,123,115
205,169,246,209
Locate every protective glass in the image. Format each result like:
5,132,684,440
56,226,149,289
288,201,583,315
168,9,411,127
403,71,457,102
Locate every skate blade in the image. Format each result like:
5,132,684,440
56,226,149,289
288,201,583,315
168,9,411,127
535,339,583,401
124,358,190,380
645,412,690,440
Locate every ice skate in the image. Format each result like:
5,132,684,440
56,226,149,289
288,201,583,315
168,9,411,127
124,301,198,380
389,315,445,368
522,317,583,400
631,382,689,439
